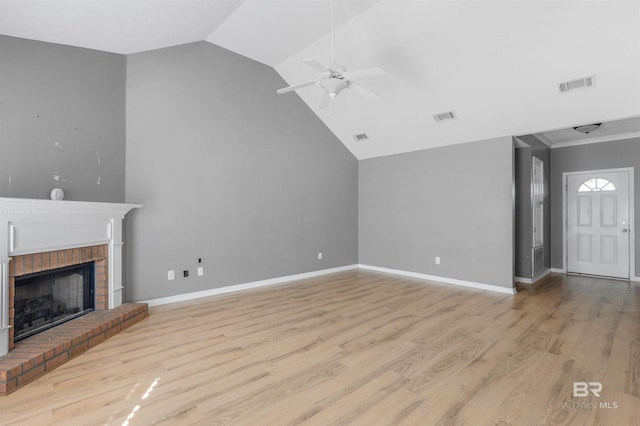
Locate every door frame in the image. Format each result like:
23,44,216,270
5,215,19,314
562,167,635,279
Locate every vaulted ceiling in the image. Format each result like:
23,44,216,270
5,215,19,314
1,0,639,159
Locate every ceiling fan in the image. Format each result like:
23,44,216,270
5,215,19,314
276,0,384,108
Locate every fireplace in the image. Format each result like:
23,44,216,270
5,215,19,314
7,245,110,349
0,197,142,356
0,197,145,395
14,262,95,342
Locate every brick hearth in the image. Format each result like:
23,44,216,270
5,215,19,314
0,303,148,395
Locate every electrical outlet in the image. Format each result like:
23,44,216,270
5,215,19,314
183,270,189,278
435,256,441,265
197,267,204,276
168,270,175,280
318,252,323,260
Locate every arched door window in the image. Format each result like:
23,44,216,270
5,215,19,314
578,178,616,192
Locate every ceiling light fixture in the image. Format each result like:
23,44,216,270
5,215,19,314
573,123,602,134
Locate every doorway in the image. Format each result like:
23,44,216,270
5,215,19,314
531,157,544,276
564,168,634,279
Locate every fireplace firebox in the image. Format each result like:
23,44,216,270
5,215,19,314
14,262,95,342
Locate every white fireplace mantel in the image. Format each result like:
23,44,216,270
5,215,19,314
0,197,141,356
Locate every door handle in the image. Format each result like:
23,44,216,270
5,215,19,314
623,229,629,233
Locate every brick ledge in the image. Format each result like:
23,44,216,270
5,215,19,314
0,303,148,395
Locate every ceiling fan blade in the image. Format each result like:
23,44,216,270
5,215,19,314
319,92,331,109
345,67,385,79
348,81,381,101
276,79,319,94
301,59,329,73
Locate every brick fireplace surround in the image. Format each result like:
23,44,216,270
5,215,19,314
0,198,144,395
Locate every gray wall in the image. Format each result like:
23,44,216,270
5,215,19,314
125,42,358,301
359,136,514,289
0,36,126,202
514,135,551,278
551,137,640,273
514,146,533,277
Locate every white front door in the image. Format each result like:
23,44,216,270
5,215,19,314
566,170,630,279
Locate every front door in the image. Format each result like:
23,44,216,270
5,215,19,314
566,170,631,279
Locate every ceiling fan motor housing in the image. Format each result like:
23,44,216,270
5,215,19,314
328,64,347,74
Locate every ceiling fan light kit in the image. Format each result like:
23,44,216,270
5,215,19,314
321,78,347,98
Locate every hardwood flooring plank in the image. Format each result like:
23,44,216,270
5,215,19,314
299,371,405,426
350,387,425,426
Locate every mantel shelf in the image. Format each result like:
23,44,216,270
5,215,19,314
0,197,142,215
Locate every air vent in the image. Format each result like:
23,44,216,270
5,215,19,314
353,133,369,141
558,75,595,93
433,111,457,122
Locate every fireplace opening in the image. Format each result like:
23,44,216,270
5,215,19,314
14,262,95,342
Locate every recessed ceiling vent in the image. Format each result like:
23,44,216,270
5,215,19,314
433,111,457,122
558,75,595,93
353,133,369,141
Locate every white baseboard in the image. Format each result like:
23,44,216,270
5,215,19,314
634,276,640,282
141,263,520,307
533,269,552,280
357,264,516,295
141,264,358,307
515,269,551,285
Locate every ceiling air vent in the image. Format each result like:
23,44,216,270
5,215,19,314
353,133,369,141
558,75,595,93
433,111,456,122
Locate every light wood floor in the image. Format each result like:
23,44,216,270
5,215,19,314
0,270,639,425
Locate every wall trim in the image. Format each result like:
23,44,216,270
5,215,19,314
358,264,516,295
141,264,359,307
533,268,552,282
551,268,565,274
515,269,551,285
142,263,521,307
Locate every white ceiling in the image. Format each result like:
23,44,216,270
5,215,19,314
1,0,639,159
